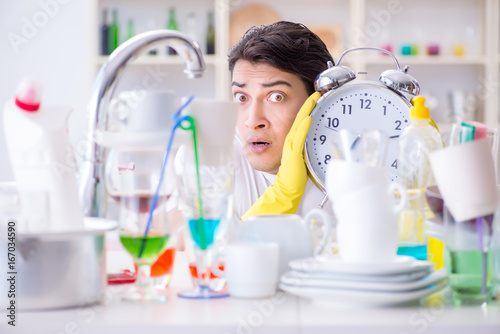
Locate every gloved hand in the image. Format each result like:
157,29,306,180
242,92,321,220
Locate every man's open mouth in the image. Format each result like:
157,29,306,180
252,142,270,146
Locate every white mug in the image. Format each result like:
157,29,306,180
429,139,498,221
232,209,332,275
213,242,279,298
183,98,238,166
109,89,175,132
326,160,387,203
333,182,407,227
336,220,399,263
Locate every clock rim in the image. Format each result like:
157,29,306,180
304,80,413,193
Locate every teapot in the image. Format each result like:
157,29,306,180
231,209,332,275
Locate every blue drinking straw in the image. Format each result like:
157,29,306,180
137,96,195,258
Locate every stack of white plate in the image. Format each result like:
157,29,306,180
279,255,448,307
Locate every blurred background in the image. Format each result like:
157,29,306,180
0,0,499,181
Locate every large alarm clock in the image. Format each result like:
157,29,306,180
305,47,420,197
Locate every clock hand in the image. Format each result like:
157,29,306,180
324,126,338,132
389,135,400,139
350,134,362,150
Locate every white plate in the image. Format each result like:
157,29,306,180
280,280,448,307
289,255,434,276
281,268,447,292
285,267,431,283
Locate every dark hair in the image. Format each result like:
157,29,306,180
228,21,334,95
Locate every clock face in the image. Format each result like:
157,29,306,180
305,81,411,191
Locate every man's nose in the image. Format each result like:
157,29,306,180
245,102,269,130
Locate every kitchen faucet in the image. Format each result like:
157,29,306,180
79,30,205,217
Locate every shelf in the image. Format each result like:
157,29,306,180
366,55,487,66
93,54,219,66
90,0,500,123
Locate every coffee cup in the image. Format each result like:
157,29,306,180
213,242,279,298
326,160,387,203
336,219,398,263
429,139,497,221
333,182,407,227
109,89,175,132
232,209,332,275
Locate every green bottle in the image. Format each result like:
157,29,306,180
166,7,178,55
206,11,215,55
126,18,135,40
108,9,119,53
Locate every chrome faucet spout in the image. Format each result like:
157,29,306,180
80,29,205,217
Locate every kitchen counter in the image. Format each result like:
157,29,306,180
8,249,500,334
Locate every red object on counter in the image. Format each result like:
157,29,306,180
108,269,136,284
189,262,224,279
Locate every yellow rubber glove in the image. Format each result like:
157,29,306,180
242,92,321,220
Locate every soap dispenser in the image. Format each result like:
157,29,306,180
3,77,84,232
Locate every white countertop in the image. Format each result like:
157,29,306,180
7,245,500,334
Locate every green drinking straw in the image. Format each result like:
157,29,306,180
178,115,208,250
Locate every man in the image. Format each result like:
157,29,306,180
227,21,335,218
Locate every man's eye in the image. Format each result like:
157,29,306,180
268,92,284,102
234,93,248,103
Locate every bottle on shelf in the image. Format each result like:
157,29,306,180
127,18,135,40
100,8,109,55
147,18,158,56
206,11,215,55
166,7,178,55
185,12,197,44
108,8,120,54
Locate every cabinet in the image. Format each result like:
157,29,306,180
90,0,232,101
90,0,500,127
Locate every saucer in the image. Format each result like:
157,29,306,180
289,255,434,276
287,267,431,283
281,268,447,292
279,277,448,307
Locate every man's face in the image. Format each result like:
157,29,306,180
232,60,309,174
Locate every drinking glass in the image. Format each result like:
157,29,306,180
397,189,427,260
105,148,175,302
183,226,227,292
335,128,388,167
444,207,495,305
176,145,233,299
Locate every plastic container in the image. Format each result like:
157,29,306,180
398,96,443,190
2,78,84,233
397,96,444,263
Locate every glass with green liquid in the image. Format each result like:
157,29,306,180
105,148,174,303
117,195,171,303
444,207,495,305
120,234,169,265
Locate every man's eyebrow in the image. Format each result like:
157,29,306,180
262,80,292,88
231,80,292,88
232,81,245,88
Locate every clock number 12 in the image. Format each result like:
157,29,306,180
360,99,371,109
